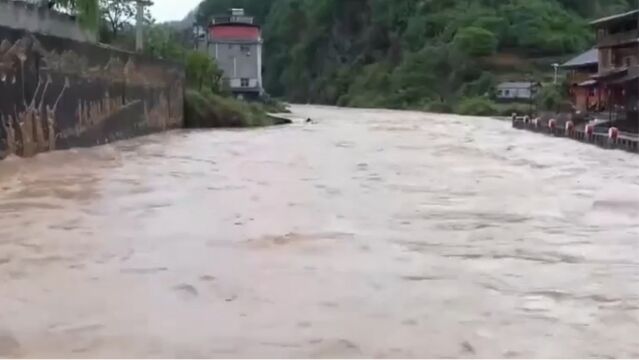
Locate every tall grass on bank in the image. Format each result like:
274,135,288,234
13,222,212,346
184,89,290,128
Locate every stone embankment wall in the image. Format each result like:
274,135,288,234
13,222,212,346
0,4,184,158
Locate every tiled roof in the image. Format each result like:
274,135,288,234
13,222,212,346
590,10,639,26
562,49,598,68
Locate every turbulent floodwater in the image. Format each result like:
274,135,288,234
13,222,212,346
1,105,639,358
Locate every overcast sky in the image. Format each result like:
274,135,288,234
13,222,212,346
150,0,201,22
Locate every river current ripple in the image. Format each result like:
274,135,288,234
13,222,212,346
1,105,638,357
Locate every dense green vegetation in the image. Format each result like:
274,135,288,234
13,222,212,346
61,0,634,116
196,0,635,114
185,89,289,127
183,53,289,127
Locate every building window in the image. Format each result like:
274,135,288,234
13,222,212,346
228,44,233,50
241,78,250,87
240,45,251,53
504,90,510,96
625,57,633,67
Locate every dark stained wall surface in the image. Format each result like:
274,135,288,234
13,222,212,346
0,25,184,158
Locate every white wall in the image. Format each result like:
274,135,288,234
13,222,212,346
211,41,262,92
497,88,532,99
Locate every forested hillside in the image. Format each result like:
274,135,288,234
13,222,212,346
196,0,635,111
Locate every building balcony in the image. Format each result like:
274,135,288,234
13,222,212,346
231,87,262,94
212,15,254,25
224,78,262,93
597,29,639,48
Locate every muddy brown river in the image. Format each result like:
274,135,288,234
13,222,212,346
1,105,639,358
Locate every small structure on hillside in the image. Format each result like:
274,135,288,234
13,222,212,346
496,81,541,102
196,8,263,100
562,48,601,113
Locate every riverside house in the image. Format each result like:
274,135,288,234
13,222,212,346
562,48,601,113
586,10,639,132
197,8,264,100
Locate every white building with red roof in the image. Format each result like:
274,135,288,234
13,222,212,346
205,8,263,99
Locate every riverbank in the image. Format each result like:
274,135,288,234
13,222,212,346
184,90,291,129
512,116,639,154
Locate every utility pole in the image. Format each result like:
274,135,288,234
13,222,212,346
131,0,152,52
552,63,560,85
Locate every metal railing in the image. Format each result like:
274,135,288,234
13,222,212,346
597,29,639,47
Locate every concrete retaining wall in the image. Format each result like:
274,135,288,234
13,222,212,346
0,24,184,158
0,0,97,43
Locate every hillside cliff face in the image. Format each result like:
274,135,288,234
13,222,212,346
197,0,634,110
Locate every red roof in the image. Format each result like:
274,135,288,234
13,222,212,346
210,25,260,40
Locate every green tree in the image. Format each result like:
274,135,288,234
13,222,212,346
457,97,498,116
453,27,498,57
500,0,591,55
185,51,224,94
536,84,568,111
144,25,185,61
51,0,100,30
100,0,135,38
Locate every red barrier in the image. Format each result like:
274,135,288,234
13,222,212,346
565,121,574,137
585,124,594,140
609,127,619,142
548,119,556,134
